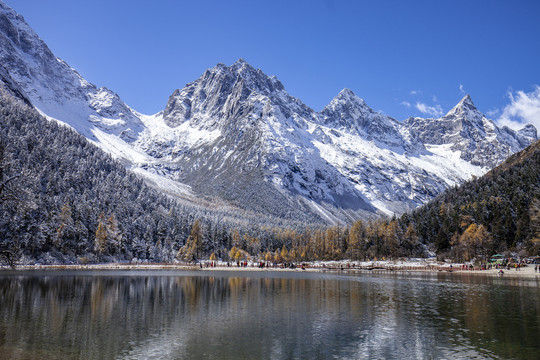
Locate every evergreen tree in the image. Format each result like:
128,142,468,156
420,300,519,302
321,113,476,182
106,214,122,255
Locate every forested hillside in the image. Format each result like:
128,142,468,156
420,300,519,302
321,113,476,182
0,89,190,264
0,88,332,265
402,140,540,261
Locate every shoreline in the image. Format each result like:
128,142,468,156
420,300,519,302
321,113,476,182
2,261,540,279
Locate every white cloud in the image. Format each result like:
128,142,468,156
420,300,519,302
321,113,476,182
410,90,421,95
486,109,499,118
432,95,438,102
401,101,411,108
459,84,466,94
497,86,540,131
415,102,443,117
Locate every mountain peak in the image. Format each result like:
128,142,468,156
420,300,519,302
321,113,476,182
454,94,476,110
445,94,481,119
332,88,367,107
163,59,291,127
460,94,474,106
230,58,255,72
233,58,248,66
209,59,255,77
228,59,285,94
338,88,356,98
320,88,408,150
517,124,538,143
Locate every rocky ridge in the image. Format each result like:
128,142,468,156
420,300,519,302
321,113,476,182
0,1,536,223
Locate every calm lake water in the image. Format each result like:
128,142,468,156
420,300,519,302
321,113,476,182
0,270,539,359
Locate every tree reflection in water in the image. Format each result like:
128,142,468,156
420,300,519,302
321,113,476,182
0,270,539,359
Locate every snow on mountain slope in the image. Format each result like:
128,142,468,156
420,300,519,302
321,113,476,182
320,88,421,154
0,1,143,142
310,125,487,216
403,95,537,168
136,60,376,223
137,61,535,218
0,1,536,223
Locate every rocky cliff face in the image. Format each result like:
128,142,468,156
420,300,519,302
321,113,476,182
0,1,536,223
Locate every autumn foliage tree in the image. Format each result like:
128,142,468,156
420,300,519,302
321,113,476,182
346,220,364,260
451,223,493,262
177,219,203,263
94,212,108,257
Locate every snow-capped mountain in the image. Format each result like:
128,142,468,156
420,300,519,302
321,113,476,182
0,1,143,142
404,95,537,168
0,1,536,223
137,60,375,223
320,88,421,153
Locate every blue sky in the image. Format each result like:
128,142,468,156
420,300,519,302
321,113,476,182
5,0,540,128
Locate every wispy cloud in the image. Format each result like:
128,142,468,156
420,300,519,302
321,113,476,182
486,109,499,118
410,90,421,96
497,86,540,130
415,102,443,117
459,84,466,95
401,101,411,108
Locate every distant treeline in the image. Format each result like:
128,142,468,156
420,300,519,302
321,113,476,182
178,141,540,264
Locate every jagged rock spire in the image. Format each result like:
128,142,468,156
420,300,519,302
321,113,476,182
445,94,481,119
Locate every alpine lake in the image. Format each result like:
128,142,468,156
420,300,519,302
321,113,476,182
0,269,539,359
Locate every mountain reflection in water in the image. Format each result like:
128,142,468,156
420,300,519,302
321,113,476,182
0,270,539,359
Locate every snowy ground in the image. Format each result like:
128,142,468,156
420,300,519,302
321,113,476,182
3,259,539,279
